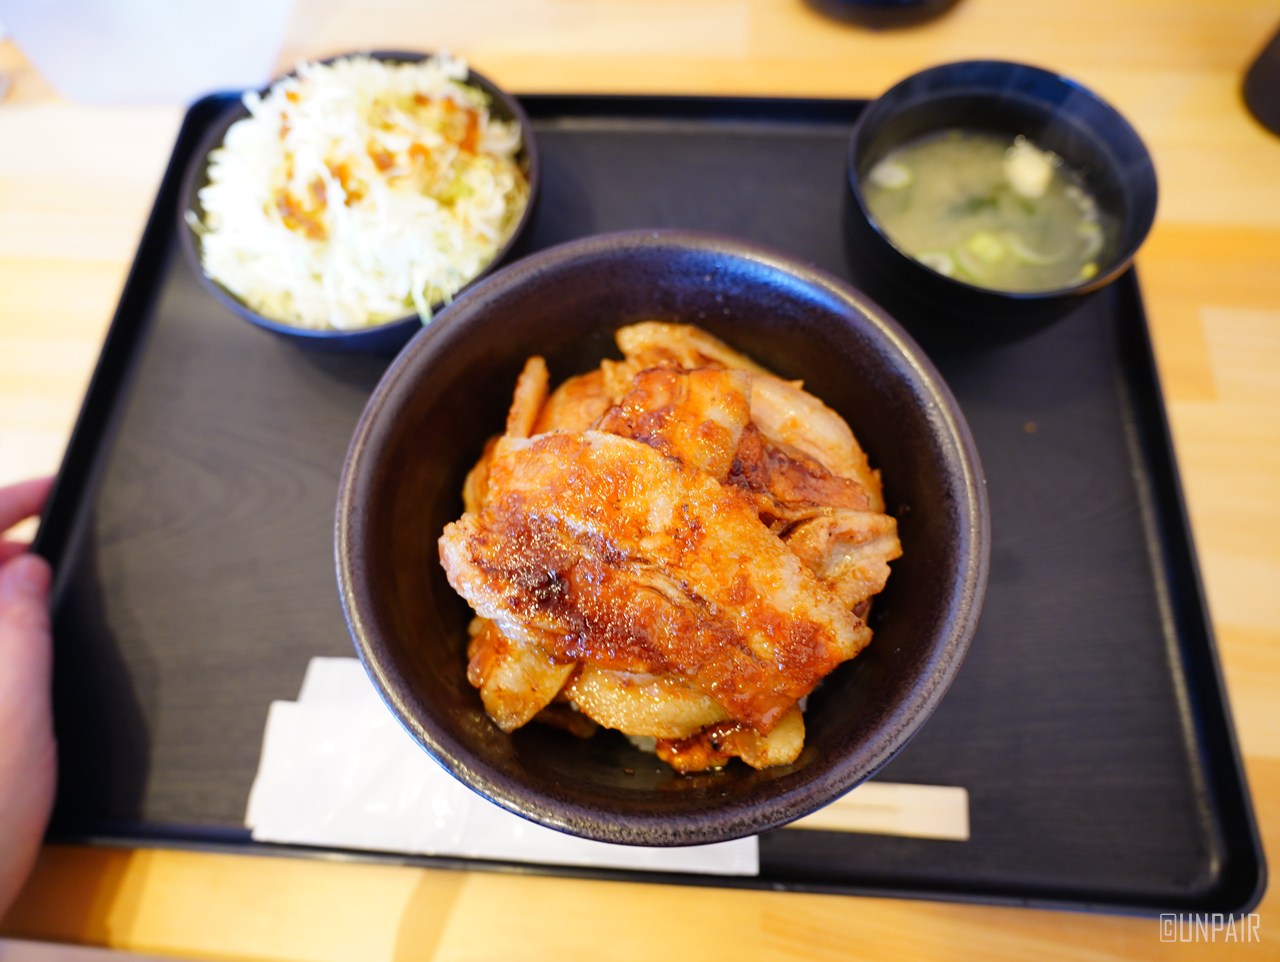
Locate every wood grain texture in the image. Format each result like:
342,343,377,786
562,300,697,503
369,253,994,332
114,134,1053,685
2,0,1279,957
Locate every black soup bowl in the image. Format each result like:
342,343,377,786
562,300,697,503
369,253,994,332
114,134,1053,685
845,60,1158,348
336,230,990,845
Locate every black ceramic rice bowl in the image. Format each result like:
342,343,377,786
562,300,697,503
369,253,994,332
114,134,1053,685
336,229,989,845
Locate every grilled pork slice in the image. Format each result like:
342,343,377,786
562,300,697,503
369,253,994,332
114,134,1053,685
595,365,752,480
565,666,730,739
784,509,902,610
439,431,869,732
466,618,575,733
615,321,884,510
656,705,806,773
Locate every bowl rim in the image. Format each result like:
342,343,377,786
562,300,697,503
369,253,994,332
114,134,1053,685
846,58,1159,303
176,48,541,347
335,227,991,845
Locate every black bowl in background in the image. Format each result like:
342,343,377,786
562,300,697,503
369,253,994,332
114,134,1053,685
845,60,1158,348
805,0,963,29
178,51,540,355
335,229,990,846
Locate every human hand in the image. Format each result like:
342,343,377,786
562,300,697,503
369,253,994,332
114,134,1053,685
0,477,56,918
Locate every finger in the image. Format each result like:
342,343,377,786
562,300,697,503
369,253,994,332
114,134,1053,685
0,554,52,638
0,551,55,918
0,540,31,566
0,477,54,535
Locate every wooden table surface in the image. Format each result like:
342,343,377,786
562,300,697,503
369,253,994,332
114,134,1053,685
2,1,1278,958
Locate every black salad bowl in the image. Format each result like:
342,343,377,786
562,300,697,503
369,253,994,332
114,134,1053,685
178,50,539,355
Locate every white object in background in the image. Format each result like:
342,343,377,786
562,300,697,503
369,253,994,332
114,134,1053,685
247,657,971,874
0,941,184,961
246,657,760,876
0,0,293,105
0,20,8,102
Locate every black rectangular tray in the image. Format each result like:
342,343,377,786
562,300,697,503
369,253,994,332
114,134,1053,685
36,93,1265,916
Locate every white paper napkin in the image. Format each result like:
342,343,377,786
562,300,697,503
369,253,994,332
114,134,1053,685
245,657,760,875
0,1,290,105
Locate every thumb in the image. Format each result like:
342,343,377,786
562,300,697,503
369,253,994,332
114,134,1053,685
0,552,54,918
0,554,52,632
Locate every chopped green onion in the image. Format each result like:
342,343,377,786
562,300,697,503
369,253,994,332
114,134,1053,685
963,230,1006,263
1003,232,1066,265
1077,222,1104,260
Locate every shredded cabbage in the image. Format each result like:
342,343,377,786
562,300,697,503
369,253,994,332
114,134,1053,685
190,53,529,331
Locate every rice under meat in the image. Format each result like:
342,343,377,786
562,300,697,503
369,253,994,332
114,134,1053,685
189,53,530,331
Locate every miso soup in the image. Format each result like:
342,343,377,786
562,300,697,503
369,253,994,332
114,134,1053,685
863,130,1110,293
